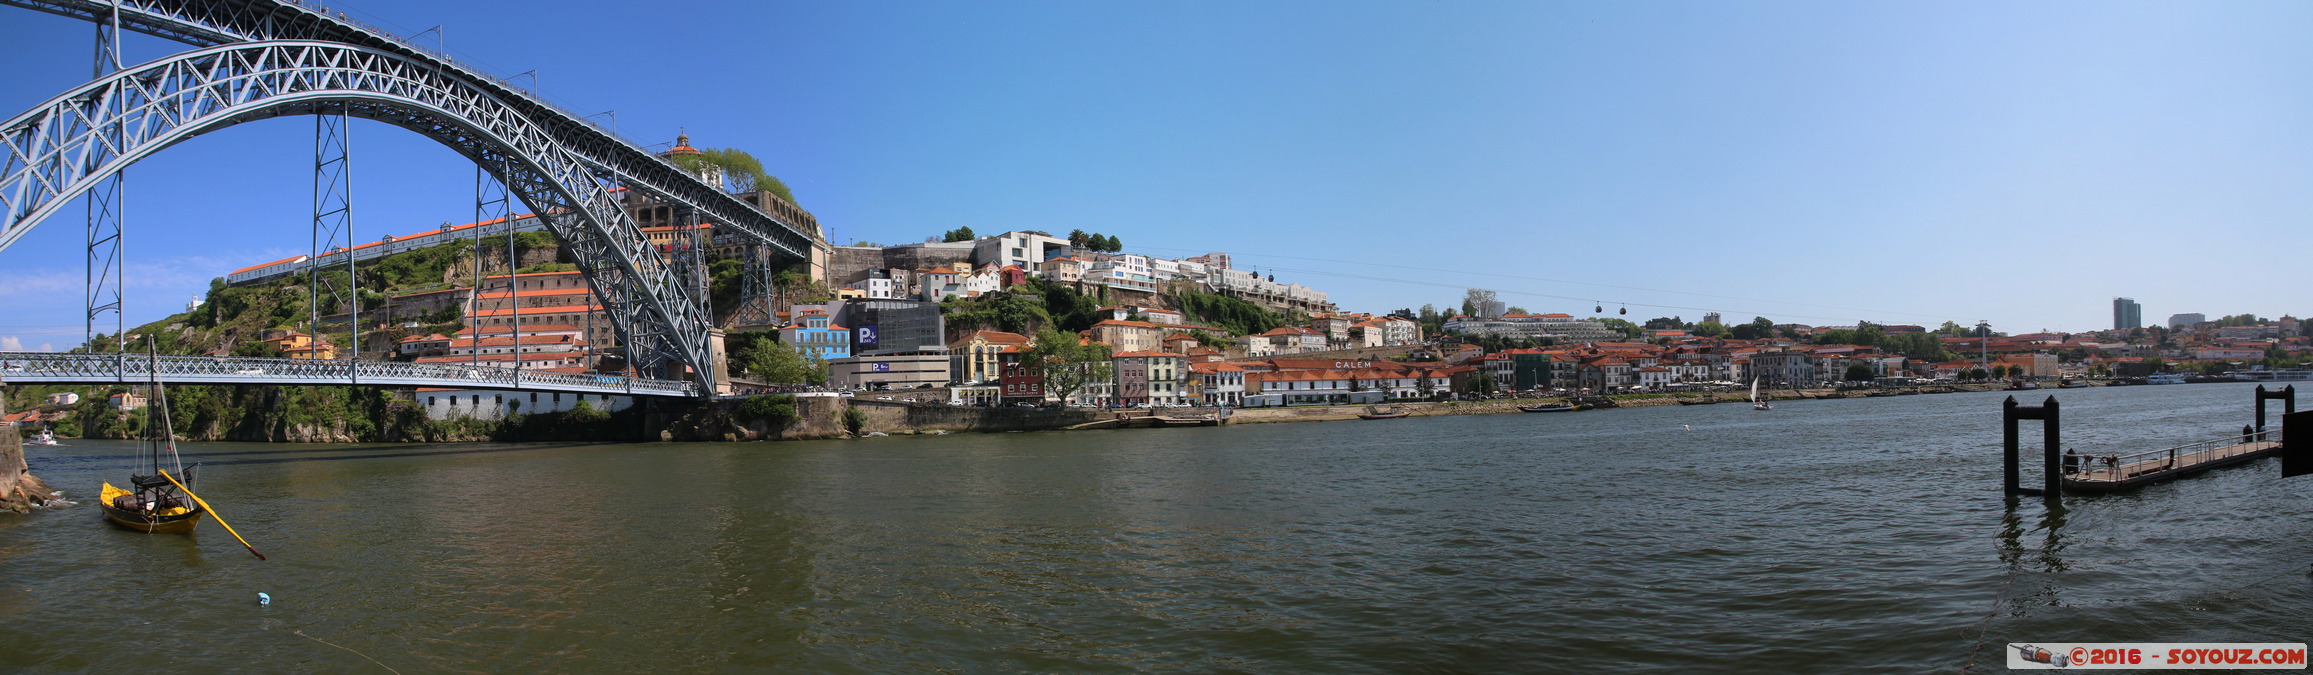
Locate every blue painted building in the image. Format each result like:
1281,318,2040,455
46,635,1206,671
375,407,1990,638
778,308,852,360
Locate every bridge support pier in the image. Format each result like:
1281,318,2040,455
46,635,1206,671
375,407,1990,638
2003,395,2061,498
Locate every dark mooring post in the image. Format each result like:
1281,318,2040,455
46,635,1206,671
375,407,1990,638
2003,396,2021,495
2040,397,2061,496
2002,396,2061,497
2254,384,2296,432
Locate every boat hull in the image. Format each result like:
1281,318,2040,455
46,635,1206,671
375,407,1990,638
98,482,203,534
1358,413,1409,419
99,502,204,534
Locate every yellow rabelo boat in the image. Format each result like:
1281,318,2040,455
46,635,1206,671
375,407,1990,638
99,340,204,534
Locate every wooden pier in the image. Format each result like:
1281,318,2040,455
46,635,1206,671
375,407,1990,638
2061,435,2282,494
2004,384,2301,498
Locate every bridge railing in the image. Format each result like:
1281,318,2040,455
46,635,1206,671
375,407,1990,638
0,352,694,396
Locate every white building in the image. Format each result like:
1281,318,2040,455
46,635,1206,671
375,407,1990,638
1382,317,1421,345
1190,361,1246,406
973,231,1069,271
417,387,633,421
844,277,902,299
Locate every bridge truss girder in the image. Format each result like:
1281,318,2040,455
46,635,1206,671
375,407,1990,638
0,41,710,381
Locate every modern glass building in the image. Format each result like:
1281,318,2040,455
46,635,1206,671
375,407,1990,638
2113,297,2142,331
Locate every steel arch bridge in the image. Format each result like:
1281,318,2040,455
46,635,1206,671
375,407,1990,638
0,0,818,397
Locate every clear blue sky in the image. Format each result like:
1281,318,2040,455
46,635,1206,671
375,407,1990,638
4,0,2310,351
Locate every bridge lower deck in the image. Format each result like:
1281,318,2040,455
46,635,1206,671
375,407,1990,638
2062,439,2282,494
0,352,697,397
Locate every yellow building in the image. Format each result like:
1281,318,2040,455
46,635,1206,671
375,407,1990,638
269,331,338,360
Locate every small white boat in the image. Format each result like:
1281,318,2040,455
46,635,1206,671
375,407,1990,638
1750,378,1772,411
2145,373,2186,385
27,429,59,446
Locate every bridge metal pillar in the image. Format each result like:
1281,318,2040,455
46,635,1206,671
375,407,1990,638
2254,384,2295,433
2003,395,2061,497
83,0,124,360
732,241,777,328
502,182,520,380
669,208,715,394
309,107,356,370
467,166,503,366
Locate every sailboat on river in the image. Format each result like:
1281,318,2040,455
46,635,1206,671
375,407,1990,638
96,339,269,558
1751,378,1773,411
99,342,203,533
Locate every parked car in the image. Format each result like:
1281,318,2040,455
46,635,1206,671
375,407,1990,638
876,396,894,400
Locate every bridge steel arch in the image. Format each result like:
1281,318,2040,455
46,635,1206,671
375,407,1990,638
1,0,819,262
0,40,714,380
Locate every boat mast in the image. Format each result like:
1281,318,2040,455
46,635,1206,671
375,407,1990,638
145,337,158,475
141,336,183,478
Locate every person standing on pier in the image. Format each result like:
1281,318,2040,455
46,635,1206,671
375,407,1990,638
2063,448,2081,475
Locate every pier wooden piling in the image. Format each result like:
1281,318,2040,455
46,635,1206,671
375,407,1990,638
2255,385,2295,432
2002,396,2060,497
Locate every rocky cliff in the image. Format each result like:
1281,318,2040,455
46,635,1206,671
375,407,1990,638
1,422,58,514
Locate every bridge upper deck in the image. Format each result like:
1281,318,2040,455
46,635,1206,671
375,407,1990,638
0,352,696,397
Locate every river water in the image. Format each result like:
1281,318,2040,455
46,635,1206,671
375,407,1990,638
3,383,2307,672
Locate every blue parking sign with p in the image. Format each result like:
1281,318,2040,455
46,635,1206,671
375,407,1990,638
858,326,878,345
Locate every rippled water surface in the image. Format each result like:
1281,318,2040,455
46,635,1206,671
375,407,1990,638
4,383,2308,672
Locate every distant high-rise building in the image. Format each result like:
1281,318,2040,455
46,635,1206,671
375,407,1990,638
2167,313,2205,329
2113,297,2142,331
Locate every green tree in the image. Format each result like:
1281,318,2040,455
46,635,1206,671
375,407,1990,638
671,147,797,204
1844,363,1877,381
841,406,866,435
2144,356,2166,373
1024,328,1112,405
1968,367,1989,381
739,394,799,429
1691,320,1731,338
566,400,610,423
1473,372,1499,395
1461,288,1498,318
1878,331,1954,362
942,226,976,243
1730,316,1776,340
743,336,827,385
1068,229,1089,247
1597,318,1641,340
1177,289,1289,336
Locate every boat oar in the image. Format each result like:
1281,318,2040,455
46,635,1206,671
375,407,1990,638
157,470,267,561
